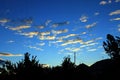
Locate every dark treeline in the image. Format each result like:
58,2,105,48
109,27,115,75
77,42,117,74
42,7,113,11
0,34,120,80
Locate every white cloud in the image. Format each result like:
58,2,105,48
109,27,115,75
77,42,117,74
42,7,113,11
98,46,103,49
49,39,63,46
36,25,45,29
46,36,56,40
19,31,39,38
83,37,102,45
65,47,81,52
110,18,120,21
95,37,103,40
7,40,15,43
80,42,98,49
45,20,52,26
85,22,97,29
55,39,63,43
108,0,112,3
52,21,69,27
9,25,31,31
87,42,98,46
84,40,94,44
58,34,78,39
52,29,68,35
0,52,23,56
99,0,113,5
61,39,84,46
109,10,120,16
88,48,97,52
39,35,56,40
60,37,101,47
37,42,45,46
94,12,100,16
0,18,9,23
81,32,87,35
99,1,107,5
58,49,64,54
39,31,51,36
80,15,88,22
27,45,43,51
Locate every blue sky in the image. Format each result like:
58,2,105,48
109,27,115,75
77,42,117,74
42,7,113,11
0,0,120,66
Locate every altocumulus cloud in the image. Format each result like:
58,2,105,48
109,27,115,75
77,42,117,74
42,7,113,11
0,52,23,56
7,40,15,43
110,17,120,21
99,1,107,5
87,48,97,52
51,21,69,27
80,15,88,22
99,0,113,5
9,25,31,31
85,22,97,29
19,31,39,38
26,45,44,51
0,18,9,24
109,10,120,16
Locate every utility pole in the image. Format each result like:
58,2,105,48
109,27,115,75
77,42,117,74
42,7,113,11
74,52,76,64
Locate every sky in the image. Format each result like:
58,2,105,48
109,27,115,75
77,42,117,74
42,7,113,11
0,0,120,66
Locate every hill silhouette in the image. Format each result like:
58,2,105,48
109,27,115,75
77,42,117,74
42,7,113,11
90,58,120,80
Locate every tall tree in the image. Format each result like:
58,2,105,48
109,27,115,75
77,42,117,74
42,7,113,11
61,56,75,70
103,34,120,59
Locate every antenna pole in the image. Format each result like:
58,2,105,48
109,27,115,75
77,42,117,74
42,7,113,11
74,52,76,64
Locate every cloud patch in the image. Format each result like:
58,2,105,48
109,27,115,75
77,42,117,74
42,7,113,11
0,52,23,56
87,48,97,52
94,12,100,16
99,0,112,5
80,15,88,22
27,45,43,51
39,31,51,36
109,10,120,16
65,47,81,52
61,39,84,46
110,18,120,21
99,1,107,5
37,42,45,46
85,22,97,29
52,29,68,35
39,35,56,40
9,25,31,31
0,18,9,24
19,31,39,38
58,34,78,40
51,21,69,27
7,40,15,43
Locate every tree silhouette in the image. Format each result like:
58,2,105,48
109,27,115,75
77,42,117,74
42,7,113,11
61,56,75,70
103,34,120,59
15,52,42,80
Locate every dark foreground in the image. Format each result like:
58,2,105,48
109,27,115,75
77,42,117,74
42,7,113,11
0,53,120,80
